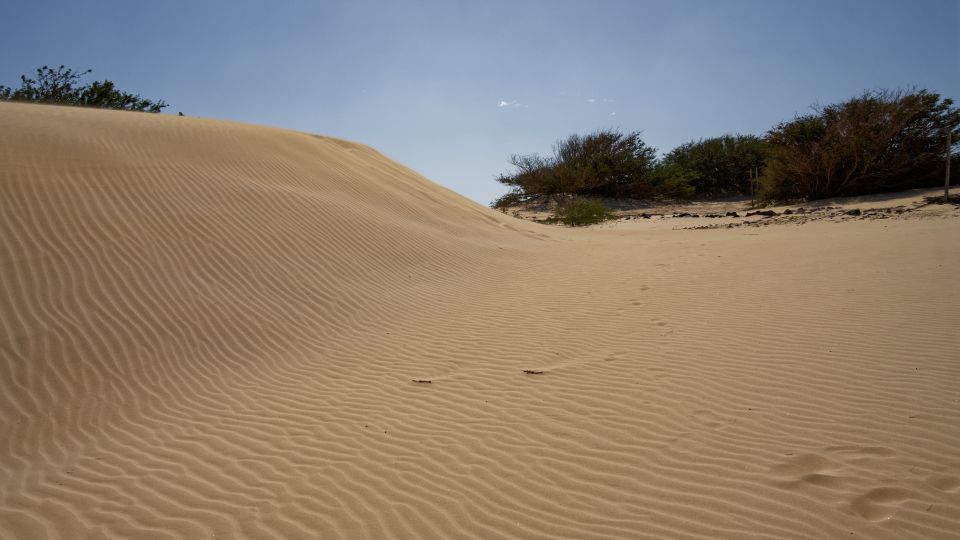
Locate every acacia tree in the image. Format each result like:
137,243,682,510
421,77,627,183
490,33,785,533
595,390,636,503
0,65,168,112
760,89,959,200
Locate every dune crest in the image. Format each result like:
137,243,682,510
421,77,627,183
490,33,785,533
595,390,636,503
2,103,958,539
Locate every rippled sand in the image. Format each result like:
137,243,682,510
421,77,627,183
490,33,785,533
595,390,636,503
2,102,958,539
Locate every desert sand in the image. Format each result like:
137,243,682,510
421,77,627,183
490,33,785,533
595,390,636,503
1,102,958,539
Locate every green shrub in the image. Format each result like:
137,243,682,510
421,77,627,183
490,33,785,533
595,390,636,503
1,65,168,112
551,198,613,226
662,135,767,195
495,129,658,200
643,163,697,199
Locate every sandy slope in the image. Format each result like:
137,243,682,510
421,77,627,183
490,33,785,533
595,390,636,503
1,102,958,539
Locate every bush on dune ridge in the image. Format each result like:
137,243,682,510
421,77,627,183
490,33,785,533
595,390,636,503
1,65,168,113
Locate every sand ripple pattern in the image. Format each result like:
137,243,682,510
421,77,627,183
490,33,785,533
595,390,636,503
1,103,958,539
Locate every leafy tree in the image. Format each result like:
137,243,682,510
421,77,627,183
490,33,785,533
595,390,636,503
663,134,767,195
0,65,168,112
760,89,959,200
495,129,669,200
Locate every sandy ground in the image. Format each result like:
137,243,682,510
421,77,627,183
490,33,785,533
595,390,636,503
1,102,959,540
505,188,959,231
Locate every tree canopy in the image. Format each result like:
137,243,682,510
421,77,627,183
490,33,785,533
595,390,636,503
760,89,958,200
663,135,767,196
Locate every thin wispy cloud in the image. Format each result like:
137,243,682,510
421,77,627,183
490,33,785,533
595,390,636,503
498,100,524,108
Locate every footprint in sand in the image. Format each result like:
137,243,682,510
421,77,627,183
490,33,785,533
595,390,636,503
824,445,895,458
927,475,960,493
767,454,845,489
689,409,727,429
770,454,832,477
603,352,630,363
850,487,913,521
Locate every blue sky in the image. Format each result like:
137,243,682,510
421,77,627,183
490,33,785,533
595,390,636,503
2,0,958,204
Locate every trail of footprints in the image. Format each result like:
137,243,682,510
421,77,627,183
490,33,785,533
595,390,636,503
768,444,960,523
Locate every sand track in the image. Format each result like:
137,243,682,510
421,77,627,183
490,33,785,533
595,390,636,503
1,103,958,539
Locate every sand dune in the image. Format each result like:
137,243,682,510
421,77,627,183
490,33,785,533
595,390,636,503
1,102,958,539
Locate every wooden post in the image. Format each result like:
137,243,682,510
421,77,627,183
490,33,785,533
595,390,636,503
753,167,759,206
946,129,952,204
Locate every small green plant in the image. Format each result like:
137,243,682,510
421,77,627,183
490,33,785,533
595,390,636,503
550,198,612,226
